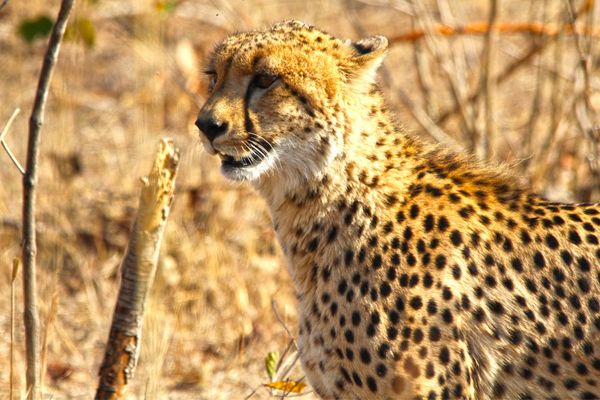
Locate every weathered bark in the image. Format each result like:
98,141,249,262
96,138,179,399
22,1,74,398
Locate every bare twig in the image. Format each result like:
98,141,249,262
96,138,179,400
10,258,20,400
388,20,600,43
271,299,295,341
412,0,476,146
244,387,260,400
352,0,414,16
435,39,547,127
527,1,568,179
411,29,435,115
275,339,296,376
521,0,547,170
437,1,479,150
345,0,459,148
531,93,575,186
1,108,25,175
522,56,544,171
566,0,600,190
436,1,476,95
534,28,566,172
22,1,74,398
475,0,499,159
396,88,461,149
432,0,593,127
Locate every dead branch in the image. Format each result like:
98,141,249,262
521,0,546,167
11,258,20,400
566,0,600,191
411,27,435,115
388,20,600,43
431,0,593,127
435,38,549,127
411,0,476,146
346,0,459,148
437,1,479,150
524,1,566,176
22,1,74,398
0,108,24,174
96,138,180,400
474,0,499,159
396,88,461,149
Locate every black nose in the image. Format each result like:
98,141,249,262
195,115,229,142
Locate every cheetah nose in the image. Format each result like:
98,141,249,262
195,115,229,143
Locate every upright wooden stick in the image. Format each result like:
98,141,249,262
22,1,74,398
96,138,179,399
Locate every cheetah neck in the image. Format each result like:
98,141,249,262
255,92,419,294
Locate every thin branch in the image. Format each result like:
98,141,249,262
532,92,575,186
411,27,435,115
475,0,499,159
522,53,544,171
0,0,8,12
522,0,547,168
345,0,459,149
431,0,593,127
271,299,295,341
411,0,476,146
352,0,414,16
436,0,479,149
396,88,462,149
388,20,600,43
22,1,74,398
10,258,20,400
529,1,568,179
0,108,24,175
566,0,600,189
436,1,476,91
435,38,548,127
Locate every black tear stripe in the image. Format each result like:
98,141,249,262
243,78,275,152
244,79,256,135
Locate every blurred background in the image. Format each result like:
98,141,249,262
0,0,598,398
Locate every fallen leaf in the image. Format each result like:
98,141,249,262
263,380,307,394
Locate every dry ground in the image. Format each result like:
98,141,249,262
0,0,599,398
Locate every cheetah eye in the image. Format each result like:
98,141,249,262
204,70,217,91
255,73,278,89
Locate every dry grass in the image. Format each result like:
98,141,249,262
0,0,598,399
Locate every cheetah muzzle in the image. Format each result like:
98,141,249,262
196,20,600,400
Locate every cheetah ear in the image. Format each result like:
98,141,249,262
349,35,388,84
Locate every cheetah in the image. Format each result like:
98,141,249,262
195,21,600,400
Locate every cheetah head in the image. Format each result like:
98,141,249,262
196,20,388,183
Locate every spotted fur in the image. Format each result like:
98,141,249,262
196,21,600,400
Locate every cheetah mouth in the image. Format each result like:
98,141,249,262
219,147,272,169
215,144,278,181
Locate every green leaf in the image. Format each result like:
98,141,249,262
155,0,178,14
265,351,279,382
65,18,96,48
18,15,54,43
